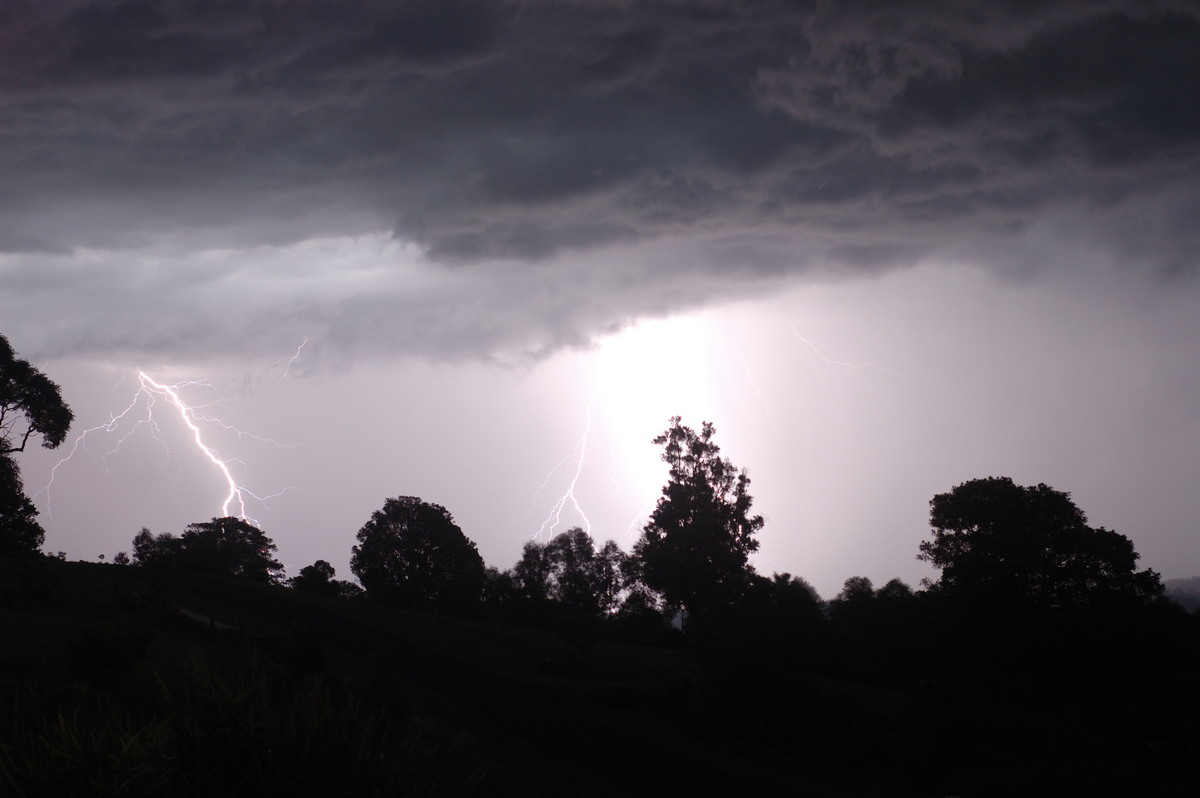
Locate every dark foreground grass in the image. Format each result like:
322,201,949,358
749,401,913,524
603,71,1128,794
1,656,487,797
1,560,780,796
7,559,1197,796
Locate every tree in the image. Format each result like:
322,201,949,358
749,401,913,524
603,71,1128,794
350,496,485,612
289,559,338,594
919,477,1163,613
287,559,363,599
178,517,284,583
510,528,629,617
131,518,284,583
0,334,73,556
0,334,73,456
513,539,553,606
593,539,628,616
132,527,181,568
633,417,763,620
0,454,45,556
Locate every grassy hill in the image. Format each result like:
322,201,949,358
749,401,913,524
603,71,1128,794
1,558,872,797
6,559,1200,796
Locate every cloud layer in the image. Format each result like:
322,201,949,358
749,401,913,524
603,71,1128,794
3,0,1198,360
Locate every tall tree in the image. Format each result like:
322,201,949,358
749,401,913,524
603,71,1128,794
350,496,485,612
920,476,1163,613
0,334,73,556
633,417,763,620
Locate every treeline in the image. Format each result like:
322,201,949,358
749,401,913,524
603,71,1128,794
113,419,1200,791
110,417,1199,712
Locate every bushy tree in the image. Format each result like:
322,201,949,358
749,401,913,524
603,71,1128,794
0,333,73,556
920,477,1163,613
593,539,628,616
131,527,181,568
511,528,629,617
289,559,337,593
0,455,45,556
350,496,485,612
0,334,73,456
131,518,284,583
288,559,363,599
178,517,284,583
633,417,763,620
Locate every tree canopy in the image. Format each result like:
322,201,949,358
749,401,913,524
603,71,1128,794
919,476,1163,613
0,334,73,456
131,517,284,583
633,417,763,618
510,527,628,616
0,455,44,556
0,333,73,556
350,496,485,611
288,559,363,599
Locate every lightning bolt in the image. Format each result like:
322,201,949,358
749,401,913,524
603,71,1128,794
788,323,912,414
40,370,295,528
530,404,594,540
137,372,254,519
274,338,309,382
789,325,875,371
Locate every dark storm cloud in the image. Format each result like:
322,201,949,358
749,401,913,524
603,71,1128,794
2,0,1198,359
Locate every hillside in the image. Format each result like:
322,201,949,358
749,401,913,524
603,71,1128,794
0,559,877,797
5,559,1200,797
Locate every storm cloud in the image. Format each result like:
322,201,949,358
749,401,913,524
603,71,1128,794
2,0,1199,361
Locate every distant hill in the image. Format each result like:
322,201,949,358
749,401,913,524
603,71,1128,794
1165,576,1200,612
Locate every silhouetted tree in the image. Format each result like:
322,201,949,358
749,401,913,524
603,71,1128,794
545,528,601,612
289,559,337,594
287,559,363,598
131,527,182,568
0,455,44,556
594,539,628,615
179,517,284,583
920,477,1163,614
829,576,925,686
513,539,553,607
827,576,876,632
0,334,73,556
508,529,630,620
633,417,763,621
0,334,73,456
130,518,283,583
482,566,520,607
350,496,485,612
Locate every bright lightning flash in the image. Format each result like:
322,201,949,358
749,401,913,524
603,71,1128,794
530,404,594,540
42,370,293,527
138,372,251,519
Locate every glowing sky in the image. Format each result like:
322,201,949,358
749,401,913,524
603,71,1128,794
3,1,1199,597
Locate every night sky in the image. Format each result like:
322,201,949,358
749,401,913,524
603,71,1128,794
3,0,1199,597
